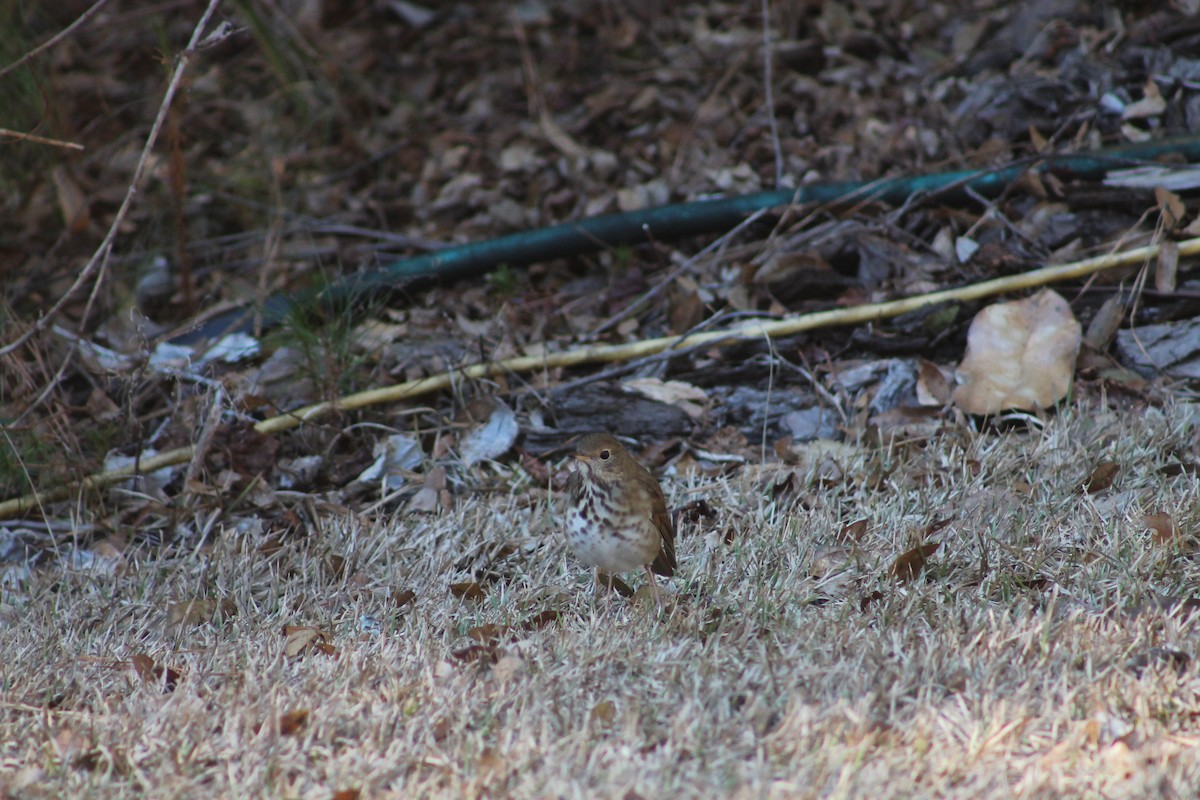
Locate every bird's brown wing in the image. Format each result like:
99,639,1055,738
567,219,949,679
645,476,676,577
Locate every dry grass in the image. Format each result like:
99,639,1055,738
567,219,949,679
4,401,1200,798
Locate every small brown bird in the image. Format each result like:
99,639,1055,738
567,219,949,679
565,433,676,602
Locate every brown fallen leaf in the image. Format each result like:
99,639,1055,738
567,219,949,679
674,498,718,529
477,746,508,786
597,573,634,597
888,542,940,582
451,644,499,664
1142,511,1180,545
591,700,617,726
391,588,417,608
324,554,347,581
1083,296,1126,351
916,359,953,406
430,717,452,742
923,518,954,537
1156,186,1186,230
837,518,869,543
860,590,886,611
621,377,710,420
409,466,449,513
520,610,560,631
869,406,943,443
279,709,309,737
166,597,237,627
1081,461,1119,494
283,625,336,658
467,623,504,645
450,581,487,602
131,653,181,693
770,470,803,500
668,282,705,334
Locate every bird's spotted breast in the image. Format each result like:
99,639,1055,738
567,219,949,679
564,434,675,578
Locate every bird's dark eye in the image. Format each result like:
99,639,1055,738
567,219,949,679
600,450,610,460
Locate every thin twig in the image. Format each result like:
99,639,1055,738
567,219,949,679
0,0,115,80
0,129,84,150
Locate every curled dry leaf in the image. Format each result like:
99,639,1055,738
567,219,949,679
591,700,617,726
409,466,450,513
837,518,869,543
356,434,423,489
521,609,560,631
1156,240,1179,294
860,590,886,611
868,405,943,443
131,653,181,693
1083,296,1126,351
923,518,954,537
452,643,499,664
674,498,718,531
279,709,309,737
324,554,347,581
1155,187,1186,229
476,746,507,783
1142,511,1180,545
888,542,940,582
916,359,953,406
51,165,90,233
450,581,487,602
460,401,519,467
953,289,1082,415
1122,80,1166,119
166,597,237,627
467,623,503,645
622,377,710,420
1081,461,1119,494
391,588,417,608
283,625,336,658
599,573,635,598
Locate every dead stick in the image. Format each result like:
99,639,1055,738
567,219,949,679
2,236,1193,519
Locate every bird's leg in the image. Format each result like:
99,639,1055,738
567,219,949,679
644,565,663,609
594,569,614,607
